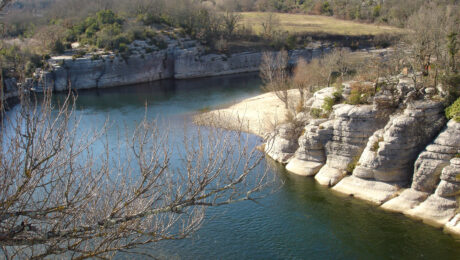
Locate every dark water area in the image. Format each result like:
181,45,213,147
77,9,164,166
45,73,460,259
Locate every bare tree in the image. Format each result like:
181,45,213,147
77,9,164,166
222,11,241,39
0,90,269,259
261,12,280,39
322,48,353,87
292,58,328,108
405,3,448,91
260,50,290,109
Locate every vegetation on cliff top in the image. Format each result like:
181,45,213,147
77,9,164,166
0,0,421,82
446,97,460,122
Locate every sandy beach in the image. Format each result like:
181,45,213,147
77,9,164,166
194,90,300,137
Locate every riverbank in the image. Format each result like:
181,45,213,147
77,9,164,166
31,78,460,258
197,81,460,238
32,40,331,92
195,90,300,137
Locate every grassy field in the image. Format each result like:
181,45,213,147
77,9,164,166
238,12,404,36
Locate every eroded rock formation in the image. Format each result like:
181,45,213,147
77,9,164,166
265,77,459,236
39,41,329,92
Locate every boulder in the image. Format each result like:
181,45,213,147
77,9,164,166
265,123,299,164
285,119,331,176
332,176,400,205
405,195,457,228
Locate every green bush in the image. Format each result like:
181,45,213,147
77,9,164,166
285,34,297,50
91,54,101,60
118,43,128,53
322,97,335,112
52,39,65,54
446,97,460,122
443,73,460,98
333,88,343,101
370,137,383,152
310,108,322,118
347,82,374,105
72,50,86,60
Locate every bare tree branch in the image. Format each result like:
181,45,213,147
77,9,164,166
0,90,270,259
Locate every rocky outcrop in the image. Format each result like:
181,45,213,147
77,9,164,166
265,123,300,164
381,121,459,217
284,103,389,186
306,87,337,109
411,120,460,193
285,119,332,176
334,101,446,204
40,41,329,92
42,50,175,91
173,46,327,79
174,50,261,79
315,104,388,186
382,154,460,229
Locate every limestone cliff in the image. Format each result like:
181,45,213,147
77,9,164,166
38,41,328,92
265,77,460,237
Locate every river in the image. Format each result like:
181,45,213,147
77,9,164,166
49,73,460,259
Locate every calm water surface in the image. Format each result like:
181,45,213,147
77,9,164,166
53,73,459,259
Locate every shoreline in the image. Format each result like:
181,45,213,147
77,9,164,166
196,90,460,239
194,90,301,138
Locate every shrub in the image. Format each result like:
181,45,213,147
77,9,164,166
285,111,295,123
347,82,375,105
295,100,305,113
322,96,335,113
91,54,101,60
52,39,65,54
72,50,86,60
446,97,460,122
321,2,333,16
346,156,360,175
443,74,460,97
310,108,322,119
323,88,343,113
118,43,128,53
285,34,297,50
370,141,379,152
333,88,343,101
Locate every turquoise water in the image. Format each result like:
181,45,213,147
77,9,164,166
51,73,459,259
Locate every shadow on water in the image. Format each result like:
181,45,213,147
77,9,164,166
58,73,262,115
35,72,460,259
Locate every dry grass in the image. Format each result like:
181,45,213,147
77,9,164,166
239,12,404,36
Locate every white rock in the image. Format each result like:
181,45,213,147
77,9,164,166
332,176,400,205
405,195,457,228
381,189,429,213
285,158,323,177
315,165,346,186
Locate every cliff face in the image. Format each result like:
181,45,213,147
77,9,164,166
40,42,328,91
43,50,175,91
266,77,460,236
